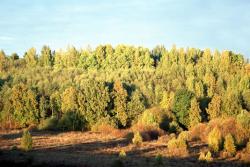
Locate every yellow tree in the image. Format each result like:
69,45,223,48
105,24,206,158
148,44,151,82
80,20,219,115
24,47,37,67
0,50,8,71
39,45,53,67
113,81,128,127
206,94,221,120
61,87,78,113
188,98,202,129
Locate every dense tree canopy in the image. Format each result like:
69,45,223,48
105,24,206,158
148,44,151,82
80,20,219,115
0,44,249,130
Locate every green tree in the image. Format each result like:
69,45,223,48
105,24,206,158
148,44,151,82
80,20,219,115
10,52,19,61
127,90,145,125
40,96,49,119
173,89,194,128
10,84,39,127
77,80,110,126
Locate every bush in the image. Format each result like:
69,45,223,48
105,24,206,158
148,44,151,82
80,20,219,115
155,154,163,166
91,117,117,133
167,137,188,157
178,131,190,141
198,151,213,162
167,137,187,150
21,130,32,151
119,150,126,159
132,123,165,141
208,127,222,152
57,112,86,131
132,131,143,146
189,123,207,142
11,145,18,151
205,151,213,161
168,121,182,133
38,117,58,130
224,133,236,156
206,117,248,147
198,151,206,161
137,107,171,131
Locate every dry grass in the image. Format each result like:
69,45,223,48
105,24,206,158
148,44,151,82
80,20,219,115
0,129,249,167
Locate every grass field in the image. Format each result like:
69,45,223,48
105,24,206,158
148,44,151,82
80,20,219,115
0,130,249,167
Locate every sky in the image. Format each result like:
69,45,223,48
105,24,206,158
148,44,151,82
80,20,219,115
0,0,250,58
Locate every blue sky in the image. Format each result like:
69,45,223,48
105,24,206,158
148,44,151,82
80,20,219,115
0,0,250,58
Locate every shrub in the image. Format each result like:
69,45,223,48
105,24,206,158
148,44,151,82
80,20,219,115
132,123,165,141
91,117,117,133
57,112,86,131
198,151,213,162
198,151,206,161
155,154,163,166
132,131,143,146
178,131,190,141
189,123,207,142
167,137,188,157
38,117,58,130
167,137,187,150
205,151,213,161
168,121,182,133
11,145,18,151
206,117,248,147
21,130,32,151
137,107,170,131
119,150,126,159
208,127,222,152
224,133,236,156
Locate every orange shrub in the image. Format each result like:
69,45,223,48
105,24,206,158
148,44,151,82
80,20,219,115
190,117,249,146
189,123,207,142
132,123,165,141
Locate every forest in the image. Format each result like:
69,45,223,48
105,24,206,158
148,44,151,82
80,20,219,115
0,44,250,166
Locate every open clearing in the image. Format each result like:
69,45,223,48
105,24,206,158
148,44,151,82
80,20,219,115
0,130,249,167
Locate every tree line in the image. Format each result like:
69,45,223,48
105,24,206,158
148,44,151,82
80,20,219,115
0,44,249,131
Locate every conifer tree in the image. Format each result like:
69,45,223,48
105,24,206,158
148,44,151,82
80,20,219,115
224,133,236,156
188,98,202,129
206,94,221,120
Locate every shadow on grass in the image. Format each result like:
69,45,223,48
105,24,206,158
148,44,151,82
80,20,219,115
0,130,249,167
0,130,63,140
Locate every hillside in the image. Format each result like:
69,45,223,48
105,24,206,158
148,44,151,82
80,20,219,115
0,45,250,166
